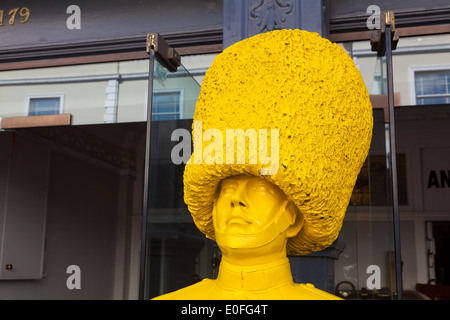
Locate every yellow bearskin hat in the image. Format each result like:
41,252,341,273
183,29,373,256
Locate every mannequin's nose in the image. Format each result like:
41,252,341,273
231,200,246,208
230,190,247,208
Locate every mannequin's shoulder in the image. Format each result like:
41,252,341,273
152,278,216,300
283,283,343,300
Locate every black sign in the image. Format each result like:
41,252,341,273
427,170,450,188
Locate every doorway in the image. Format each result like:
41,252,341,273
430,221,450,286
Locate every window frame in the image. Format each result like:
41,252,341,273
151,88,184,121
409,65,450,106
25,94,65,116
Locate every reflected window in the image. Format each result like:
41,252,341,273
152,90,182,121
415,70,450,105
27,95,63,116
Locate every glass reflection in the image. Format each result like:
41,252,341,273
143,59,211,299
334,42,398,299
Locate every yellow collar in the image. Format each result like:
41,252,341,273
216,258,293,291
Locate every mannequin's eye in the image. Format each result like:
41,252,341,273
220,183,237,194
252,183,271,193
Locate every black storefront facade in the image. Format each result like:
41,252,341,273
1,0,450,300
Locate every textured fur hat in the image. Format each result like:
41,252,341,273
183,29,373,255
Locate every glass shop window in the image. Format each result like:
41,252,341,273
415,70,450,105
351,154,408,206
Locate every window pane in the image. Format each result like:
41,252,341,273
152,92,181,121
418,96,450,105
415,70,450,106
416,72,447,95
350,153,408,206
29,98,60,116
144,60,204,299
152,114,180,121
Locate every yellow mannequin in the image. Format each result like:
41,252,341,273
153,174,341,300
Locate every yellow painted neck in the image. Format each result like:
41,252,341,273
216,257,293,291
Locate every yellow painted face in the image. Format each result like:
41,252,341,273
213,174,302,252
213,174,288,235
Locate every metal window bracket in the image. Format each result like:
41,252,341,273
146,33,181,72
370,11,399,57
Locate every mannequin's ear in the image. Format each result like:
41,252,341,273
284,201,304,238
211,199,218,227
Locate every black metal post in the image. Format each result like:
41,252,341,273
139,47,155,300
385,20,403,301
